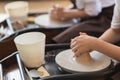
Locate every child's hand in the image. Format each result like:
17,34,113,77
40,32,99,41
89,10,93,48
70,32,96,57
49,4,64,21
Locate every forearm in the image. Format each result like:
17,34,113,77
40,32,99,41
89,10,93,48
96,28,120,61
63,9,91,19
93,39,120,61
99,28,120,43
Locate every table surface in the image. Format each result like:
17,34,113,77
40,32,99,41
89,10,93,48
1,49,120,80
4,59,120,80
0,0,72,13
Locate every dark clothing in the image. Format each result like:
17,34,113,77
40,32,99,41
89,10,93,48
53,5,115,43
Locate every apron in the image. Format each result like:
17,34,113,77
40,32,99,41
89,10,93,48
53,5,115,43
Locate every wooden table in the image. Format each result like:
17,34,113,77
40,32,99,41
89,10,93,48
0,0,72,13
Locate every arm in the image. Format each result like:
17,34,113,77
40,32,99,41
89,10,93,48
71,28,120,61
62,9,91,19
99,27,120,43
95,27,120,61
71,0,120,61
50,7,92,21
93,38,120,61
50,0,101,20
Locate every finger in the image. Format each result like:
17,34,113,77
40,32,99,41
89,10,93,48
71,36,79,42
52,5,57,9
74,49,81,57
71,45,78,53
53,3,60,9
70,40,77,48
70,37,81,49
70,39,74,47
79,32,87,35
71,38,76,43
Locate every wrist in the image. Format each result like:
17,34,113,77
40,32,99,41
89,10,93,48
92,39,104,51
60,10,66,21
90,37,100,51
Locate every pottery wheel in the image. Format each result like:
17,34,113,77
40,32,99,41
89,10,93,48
55,49,111,73
34,14,76,28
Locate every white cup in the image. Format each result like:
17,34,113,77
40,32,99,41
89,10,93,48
14,32,46,68
5,1,29,30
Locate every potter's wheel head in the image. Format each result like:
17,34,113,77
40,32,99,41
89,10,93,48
34,14,76,28
55,49,112,73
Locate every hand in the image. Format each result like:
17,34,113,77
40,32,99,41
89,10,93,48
49,4,64,21
70,32,97,57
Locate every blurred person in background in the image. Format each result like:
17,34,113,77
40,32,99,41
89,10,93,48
50,0,115,43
